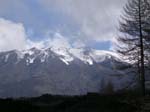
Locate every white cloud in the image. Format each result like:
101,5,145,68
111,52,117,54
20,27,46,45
26,39,45,49
0,17,114,52
38,0,127,42
0,18,74,52
0,18,27,51
109,37,118,51
0,0,128,50
72,39,86,48
46,32,71,48
27,32,74,50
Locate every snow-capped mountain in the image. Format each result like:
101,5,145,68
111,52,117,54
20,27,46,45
0,47,133,97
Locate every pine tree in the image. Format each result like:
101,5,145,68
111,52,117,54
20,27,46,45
116,0,150,95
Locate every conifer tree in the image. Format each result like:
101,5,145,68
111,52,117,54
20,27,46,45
116,0,150,95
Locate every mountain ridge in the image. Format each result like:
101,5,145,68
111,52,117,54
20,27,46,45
1,47,122,65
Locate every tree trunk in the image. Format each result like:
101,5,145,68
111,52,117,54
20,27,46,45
139,0,145,96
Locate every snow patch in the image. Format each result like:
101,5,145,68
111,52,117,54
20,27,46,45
22,50,34,56
15,50,24,60
60,58,69,65
4,54,9,62
70,48,94,65
40,50,49,63
51,47,74,65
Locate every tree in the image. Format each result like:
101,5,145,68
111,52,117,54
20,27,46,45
100,79,114,94
116,0,150,95
104,81,114,94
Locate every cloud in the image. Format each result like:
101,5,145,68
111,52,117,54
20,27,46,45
27,32,73,50
44,30,87,48
72,39,86,48
38,0,126,42
26,40,45,49
0,17,116,52
0,0,128,50
0,18,78,51
0,18,27,51
46,32,71,48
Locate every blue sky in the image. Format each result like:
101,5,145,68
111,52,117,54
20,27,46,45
0,0,126,51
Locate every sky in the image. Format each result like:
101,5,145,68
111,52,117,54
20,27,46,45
0,0,127,52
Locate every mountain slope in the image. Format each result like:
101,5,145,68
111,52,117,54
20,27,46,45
0,47,133,97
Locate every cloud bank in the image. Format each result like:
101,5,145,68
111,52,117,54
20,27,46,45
38,0,126,41
0,0,127,51
0,18,84,52
0,18,27,51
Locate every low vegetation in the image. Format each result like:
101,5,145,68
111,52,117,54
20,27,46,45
0,93,146,112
